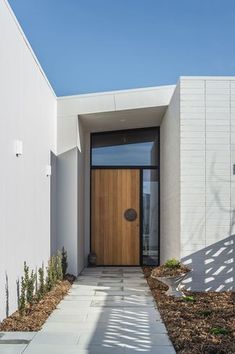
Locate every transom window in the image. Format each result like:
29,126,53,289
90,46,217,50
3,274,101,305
91,127,159,166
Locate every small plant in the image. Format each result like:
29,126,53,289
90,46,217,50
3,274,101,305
199,310,212,317
51,256,57,284
16,250,70,316
27,270,36,305
5,273,9,318
46,256,57,291
35,267,38,294
37,265,46,300
23,261,29,287
210,327,230,335
19,276,26,315
61,247,68,279
56,251,63,281
183,295,196,302
16,278,20,310
165,258,181,269
23,262,36,305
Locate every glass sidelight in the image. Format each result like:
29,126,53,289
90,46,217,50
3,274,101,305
142,169,159,265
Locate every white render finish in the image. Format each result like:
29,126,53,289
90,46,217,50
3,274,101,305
52,119,85,275
160,84,181,263
55,148,79,275
0,0,56,320
57,85,175,116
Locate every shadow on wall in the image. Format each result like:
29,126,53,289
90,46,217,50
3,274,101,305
182,235,234,292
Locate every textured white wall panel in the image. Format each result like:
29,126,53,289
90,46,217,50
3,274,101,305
180,77,234,291
160,84,180,262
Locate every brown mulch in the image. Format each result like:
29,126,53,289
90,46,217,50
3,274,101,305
151,263,190,277
0,279,72,332
143,266,235,354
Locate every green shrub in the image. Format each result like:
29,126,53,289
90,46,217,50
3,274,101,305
5,273,9,318
62,247,68,279
35,267,38,294
183,295,196,302
165,258,181,269
46,261,53,292
23,262,29,288
210,327,230,335
37,265,46,300
27,270,36,305
56,251,63,281
46,256,57,291
23,262,36,305
19,276,26,315
16,278,20,310
18,249,69,314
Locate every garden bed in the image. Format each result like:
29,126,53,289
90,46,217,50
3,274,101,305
143,266,235,354
0,279,72,332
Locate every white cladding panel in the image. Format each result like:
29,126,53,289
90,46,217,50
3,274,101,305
180,77,234,291
160,84,180,262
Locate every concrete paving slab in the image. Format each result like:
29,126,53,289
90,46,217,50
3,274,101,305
42,321,125,333
63,295,94,301
24,344,125,354
95,290,152,296
90,300,154,307
95,286,124,291
125,346,176,353
97,281,123,286
77,331,171,348
31,332,79,345
57,300,92,309
85,312,125,322
0,344,27,353
49,308,89,317
0,332,36,341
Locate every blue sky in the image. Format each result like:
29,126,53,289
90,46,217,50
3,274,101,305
9,0,235,96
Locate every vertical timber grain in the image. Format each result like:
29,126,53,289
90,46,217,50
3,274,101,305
91,169,140,265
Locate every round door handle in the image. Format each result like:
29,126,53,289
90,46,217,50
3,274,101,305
124,208,137,222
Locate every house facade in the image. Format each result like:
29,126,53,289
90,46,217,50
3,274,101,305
0,0,234,320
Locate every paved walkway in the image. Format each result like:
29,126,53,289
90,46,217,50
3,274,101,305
1,267,176,354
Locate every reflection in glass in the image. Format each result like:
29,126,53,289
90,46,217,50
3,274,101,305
142,170,158,265
91,128,158,166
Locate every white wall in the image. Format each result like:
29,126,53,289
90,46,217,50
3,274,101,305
180,77,235,291
55,148,79,275
160,84,181,262
53,115,85,275
0,0,56,319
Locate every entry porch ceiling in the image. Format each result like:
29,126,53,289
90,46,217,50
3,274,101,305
58,85,176,133
80,106,167,132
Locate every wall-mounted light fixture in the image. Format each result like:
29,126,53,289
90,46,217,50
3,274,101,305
46,165,52,177
15,140,23,157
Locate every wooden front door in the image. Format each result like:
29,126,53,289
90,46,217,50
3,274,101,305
91,169,140,265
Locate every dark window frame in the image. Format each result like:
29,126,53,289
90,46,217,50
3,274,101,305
90,127,160,266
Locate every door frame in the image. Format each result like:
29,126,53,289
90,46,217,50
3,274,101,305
89,127,160,266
